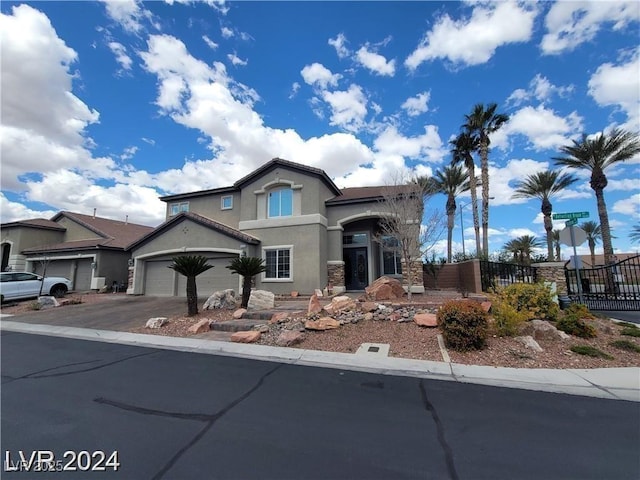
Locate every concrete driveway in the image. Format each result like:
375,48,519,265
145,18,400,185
1,295,193,331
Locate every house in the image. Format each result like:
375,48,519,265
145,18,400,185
127,158,425,297
1,212,154,291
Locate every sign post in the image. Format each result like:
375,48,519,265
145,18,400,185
555,212,590,303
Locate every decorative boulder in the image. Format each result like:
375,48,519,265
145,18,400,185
413,313,438,327
203,289,237,310
231,331,261,343
323,296,357,315
37,296,59,309
188,318,211,334
233,308,247,319
521,319,570,340
308,293,322,315
269,312,289,324
276,330,305,347
360,301,379,313
365,276,405,300
305,317,340,331
247,290,275,310
515,335,543,352
146,317,168,329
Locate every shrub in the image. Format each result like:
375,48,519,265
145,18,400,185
570,345,613,359
621,327,640,338
437,300,488,351
610,340,640,353
490,299,529,337
556,315,597,338
498,283,559,321
616,322,638,329
28,301,42,311
563,303,595,320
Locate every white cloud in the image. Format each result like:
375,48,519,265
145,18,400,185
221,26,233,38
508,227,538,239
355,45,395,76
401,91,430,117
588,48,640,131
321,84,368,132
108,41,133,71
328,33,350,59
373,125,445,162
300,63,341,89
99,0,152,33
0,193,58,224
405,1,538,69
289,82,300,99
120,146,138,160
227,53,247,67
506,73,574,106
541,1,640,55
493,105,583,151
608,178,640,192
612,193,640,218
202,35,218,50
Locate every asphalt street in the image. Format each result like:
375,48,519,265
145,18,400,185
2,331,639,480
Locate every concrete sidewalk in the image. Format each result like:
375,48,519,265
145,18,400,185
2,319,639,403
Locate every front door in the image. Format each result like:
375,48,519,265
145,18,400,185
344,247,368,291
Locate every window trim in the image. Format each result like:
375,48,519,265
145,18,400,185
267,187,293,218
221,195,233,210
169,202,189,216
380,235,402,276
262,245,293,282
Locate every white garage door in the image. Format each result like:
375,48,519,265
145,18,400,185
144,260,177,296
74,259,93,291
35,260,73,279
34,259,93,291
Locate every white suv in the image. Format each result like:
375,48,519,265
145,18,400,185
0,272,73,302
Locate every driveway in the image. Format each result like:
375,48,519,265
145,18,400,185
1,296,192,332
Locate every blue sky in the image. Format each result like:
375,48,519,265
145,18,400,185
1,0,639,259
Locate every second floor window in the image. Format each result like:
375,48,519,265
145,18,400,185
170,202,189,216
268,188,292,217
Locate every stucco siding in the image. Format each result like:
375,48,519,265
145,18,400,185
56,217,101,241
166,193,241,228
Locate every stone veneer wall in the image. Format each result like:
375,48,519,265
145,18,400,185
327,262,345,292
402,259,425,292
531,262,567,296
126,266,134,294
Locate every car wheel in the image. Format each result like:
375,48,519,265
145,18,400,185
50,285,68,298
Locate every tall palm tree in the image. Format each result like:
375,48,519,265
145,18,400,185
503,235,544,265
580,221,602,267
169,255,213,316
450,132,481,257
555,128,640,265
463,103,509,258
512,170,578,261
422,165,469,262
226,256,267,308
552,229,562,261
631,224,640,244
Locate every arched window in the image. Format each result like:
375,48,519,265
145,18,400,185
268,187,293,217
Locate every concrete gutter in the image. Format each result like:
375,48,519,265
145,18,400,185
2,320,639,402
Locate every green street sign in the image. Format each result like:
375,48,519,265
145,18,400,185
552,211,590,220
565,219,578,227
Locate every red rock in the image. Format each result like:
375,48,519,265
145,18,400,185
388,312,401,322
231,331,261,343
188,318,211,334
290,291,299,298
308,293,322,315
365,276,405,300
233,308,247,319
305,317,340,330
360,301,378,312
269,312,289,324
481,301,492,313
275,330,305,347
413,313,438,327
323,296,357,315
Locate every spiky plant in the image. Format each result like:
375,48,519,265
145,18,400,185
169,255,213,316
226,256,267,308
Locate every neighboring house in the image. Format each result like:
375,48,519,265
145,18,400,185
1,212,153,291
127,158,425,297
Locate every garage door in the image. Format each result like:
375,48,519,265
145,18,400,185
144,260,177,296
33,259,93,291
176,255,240,297
34,260,73,279
74,259,92,291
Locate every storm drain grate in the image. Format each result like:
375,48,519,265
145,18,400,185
356,343,390,357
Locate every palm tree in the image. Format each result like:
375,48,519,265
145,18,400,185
463,103,509,257
580,221,602,267
503,235,544,265
421,165,469,263
450,132,481,257
631,224,640,244
512,170,578,261
552,229,562,261
169,255,213,316
226,256,267,308
555,128,640,266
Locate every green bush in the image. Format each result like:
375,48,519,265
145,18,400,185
498,283,559,321
616,322,638,329
28,301,42,311
621,327,640,338
437,300,488,351
490,299,529,337
570,345,613,359
556,315,597,338
610,340,640,353
563,303,595,319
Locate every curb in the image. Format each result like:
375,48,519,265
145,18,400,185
1,320,639,402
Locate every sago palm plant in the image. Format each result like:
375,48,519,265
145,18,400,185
169,255,213,316
226,256,267,308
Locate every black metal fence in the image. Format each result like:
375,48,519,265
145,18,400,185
564,254,640,311
480,261,537,292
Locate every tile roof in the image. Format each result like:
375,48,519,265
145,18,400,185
326,185,414,205
22,239,123,254
1,218,65,231
126,212,260,250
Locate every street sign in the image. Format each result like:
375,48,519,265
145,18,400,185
552,211,589,220
565,219,577,227
559,226,586,247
